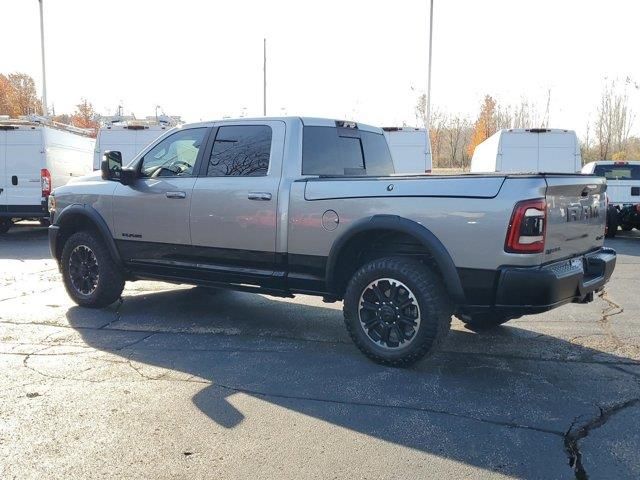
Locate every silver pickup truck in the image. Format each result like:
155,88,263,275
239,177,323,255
48,117,616,366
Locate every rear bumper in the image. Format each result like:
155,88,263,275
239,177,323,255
0,201,49,219
492,247,616,315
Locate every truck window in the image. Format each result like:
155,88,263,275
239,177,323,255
207,125,272,177
593,164,640,180
302,127,394,176
139,128,206,178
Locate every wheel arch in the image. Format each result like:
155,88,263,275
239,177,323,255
325,215,465,304
53,204,123,266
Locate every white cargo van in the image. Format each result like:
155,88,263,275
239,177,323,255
0,117,94,233
383,127,432,174
470,128,581,173
93,116,181,170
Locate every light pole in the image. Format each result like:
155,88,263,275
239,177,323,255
426,0,434,130
38,0,48,116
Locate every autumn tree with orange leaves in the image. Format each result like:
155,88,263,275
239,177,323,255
71,98,100,137
466,95,501,158
0,73,43,117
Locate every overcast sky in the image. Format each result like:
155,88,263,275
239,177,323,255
2,0,639,135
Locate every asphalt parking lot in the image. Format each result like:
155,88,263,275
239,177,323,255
1,223,639,479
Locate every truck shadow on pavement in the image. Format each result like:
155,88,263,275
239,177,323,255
66,287,640,478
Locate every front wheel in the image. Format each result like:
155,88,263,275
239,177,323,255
61,231,125,308
343,257,453,367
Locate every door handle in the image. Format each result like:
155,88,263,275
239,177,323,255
166,191,186,199
248,192,272,201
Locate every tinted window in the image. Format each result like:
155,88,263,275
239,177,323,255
140,128,206,178
208,125,272,177
593,164,640,180
361,131,395,176
302,126,394,176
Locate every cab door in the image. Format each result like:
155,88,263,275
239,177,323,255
189,121,285,286
112,127,210,264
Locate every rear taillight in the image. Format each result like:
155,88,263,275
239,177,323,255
505,198,546,254
41,168,51,197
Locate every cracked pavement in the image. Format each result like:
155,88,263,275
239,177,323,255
1,224,639,479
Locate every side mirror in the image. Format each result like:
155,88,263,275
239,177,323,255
101,151,122,181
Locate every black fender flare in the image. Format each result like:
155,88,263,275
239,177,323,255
325,215,466,304
53,204,123,266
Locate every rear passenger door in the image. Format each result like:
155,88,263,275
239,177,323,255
189,121,285,283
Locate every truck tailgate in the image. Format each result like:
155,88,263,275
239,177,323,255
544,175,606,263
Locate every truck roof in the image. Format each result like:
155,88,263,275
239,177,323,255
584,160,640,166
180,117,384,134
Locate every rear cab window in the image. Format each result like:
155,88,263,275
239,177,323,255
593,164,640,180
302,125,394,176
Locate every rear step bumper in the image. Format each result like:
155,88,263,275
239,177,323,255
493,247,616,314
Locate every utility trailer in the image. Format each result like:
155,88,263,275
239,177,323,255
0,116,94,233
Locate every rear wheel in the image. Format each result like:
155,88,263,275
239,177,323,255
0,218,12,234
343,257,452,367
61,231,125,308
605,208,619,238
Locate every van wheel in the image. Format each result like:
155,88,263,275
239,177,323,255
0,219,12,234
456,312,514,331
61,231,125,308
343,257,453,367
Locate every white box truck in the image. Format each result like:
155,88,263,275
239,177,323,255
0,116,94,233
470,128,582,173
93,116,181,170
383,127,432,174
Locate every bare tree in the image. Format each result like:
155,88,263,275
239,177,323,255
595,78,636,160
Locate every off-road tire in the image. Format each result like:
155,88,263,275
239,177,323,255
0,218,12,234
61,231,125,308
343,256,453,367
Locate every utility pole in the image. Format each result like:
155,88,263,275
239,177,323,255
38,0,48,116
426,0,434,130
263,38,267,116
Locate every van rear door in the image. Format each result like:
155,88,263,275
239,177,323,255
538,131,580,173
543,175,606,263
5,128,44,210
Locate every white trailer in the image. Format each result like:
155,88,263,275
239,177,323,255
0,117,94,233
470,128,582,174
383,127,432,174
93,116,181,170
